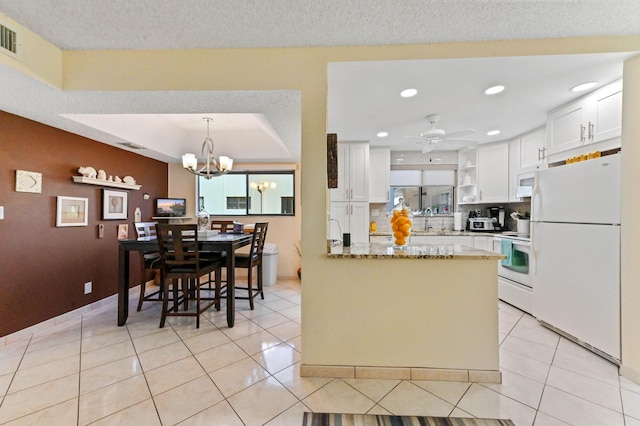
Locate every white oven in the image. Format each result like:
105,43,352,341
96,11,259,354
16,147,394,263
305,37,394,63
493,234,533,314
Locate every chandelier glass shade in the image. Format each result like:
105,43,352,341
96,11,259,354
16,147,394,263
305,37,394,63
182,117,233,179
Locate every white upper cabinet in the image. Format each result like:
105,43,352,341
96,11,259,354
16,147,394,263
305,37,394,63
330,142,370,202
519,127,547,171
547,80,622,156
508,137,521,202
477,142,509,203
369,147,390,203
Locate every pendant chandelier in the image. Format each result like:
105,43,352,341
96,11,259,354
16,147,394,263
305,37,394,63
182,117,233,179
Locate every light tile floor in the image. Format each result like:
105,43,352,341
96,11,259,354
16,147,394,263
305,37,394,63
1,279,640,425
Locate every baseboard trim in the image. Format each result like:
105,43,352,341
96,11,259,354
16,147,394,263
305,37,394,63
300,364,502,383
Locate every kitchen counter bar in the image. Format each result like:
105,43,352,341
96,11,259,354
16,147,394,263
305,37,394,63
303,242,504,383
328,242,504,260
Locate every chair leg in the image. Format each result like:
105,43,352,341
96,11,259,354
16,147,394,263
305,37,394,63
137,256,147,311
195,279,201,328
160,278,171,328
257,263,264,299
247,264,254,310
215,268,222,311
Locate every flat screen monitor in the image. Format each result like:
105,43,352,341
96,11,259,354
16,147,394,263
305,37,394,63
155,198,187,217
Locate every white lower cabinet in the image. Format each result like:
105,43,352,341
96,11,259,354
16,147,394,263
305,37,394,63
330,201,369,244
472,235,493,251
409,235,474,247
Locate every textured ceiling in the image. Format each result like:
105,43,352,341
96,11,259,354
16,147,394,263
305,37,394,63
0,1,638,163
1,0,640,50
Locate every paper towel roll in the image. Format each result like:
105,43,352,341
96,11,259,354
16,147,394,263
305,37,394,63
454,212,462,231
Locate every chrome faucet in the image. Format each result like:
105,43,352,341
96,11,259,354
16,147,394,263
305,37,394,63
424,207,433,217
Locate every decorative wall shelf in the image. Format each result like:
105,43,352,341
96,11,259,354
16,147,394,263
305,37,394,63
72,176,141,190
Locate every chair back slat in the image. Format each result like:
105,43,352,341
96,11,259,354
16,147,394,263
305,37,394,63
211,220,234,233
249,222,269,259
155,224,200,272
134,221,158,239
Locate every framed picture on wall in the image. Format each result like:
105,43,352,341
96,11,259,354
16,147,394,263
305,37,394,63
56,196,88,227
103,189,128,220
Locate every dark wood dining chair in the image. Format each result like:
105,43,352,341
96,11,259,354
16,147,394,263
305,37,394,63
234,222,269,310
133,222,162,311
211,220,234,233
155,223,225,328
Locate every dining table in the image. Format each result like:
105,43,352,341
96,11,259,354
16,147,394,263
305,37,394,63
117,232,253,328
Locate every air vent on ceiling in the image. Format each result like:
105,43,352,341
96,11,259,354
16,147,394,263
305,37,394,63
119,142,145,150
0,23,19,58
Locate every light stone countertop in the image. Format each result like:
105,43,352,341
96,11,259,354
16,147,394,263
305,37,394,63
328,242,505,260
370,230,481,237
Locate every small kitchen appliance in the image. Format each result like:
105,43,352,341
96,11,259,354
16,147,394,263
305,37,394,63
468,217,495,231
487,206,505,230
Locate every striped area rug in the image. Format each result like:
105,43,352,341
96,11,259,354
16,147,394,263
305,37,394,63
302,412,516,426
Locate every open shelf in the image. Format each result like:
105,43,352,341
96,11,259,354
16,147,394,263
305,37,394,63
72,176,141,190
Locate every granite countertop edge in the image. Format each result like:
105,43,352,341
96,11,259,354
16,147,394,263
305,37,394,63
327,242,505,260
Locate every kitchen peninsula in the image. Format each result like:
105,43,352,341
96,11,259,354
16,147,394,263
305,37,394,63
301,242,504,383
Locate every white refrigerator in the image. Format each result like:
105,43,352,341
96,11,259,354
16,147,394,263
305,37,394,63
531,153,621,363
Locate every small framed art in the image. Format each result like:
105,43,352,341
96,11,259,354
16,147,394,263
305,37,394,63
103,189,128,220
56,196,88,227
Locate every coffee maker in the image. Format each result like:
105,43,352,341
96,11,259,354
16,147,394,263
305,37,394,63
487,206,505,230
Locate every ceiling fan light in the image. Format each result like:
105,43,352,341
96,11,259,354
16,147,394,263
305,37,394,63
400,88,417,98
484,85,505,95
570,81,597,92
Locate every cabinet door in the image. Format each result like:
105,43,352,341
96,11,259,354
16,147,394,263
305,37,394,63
369,147,390,202
349,202,370,243
410,235,473,246
330,144,350,202
520,127,546,170
508,137,521,202
349,143,370,202
588,81,622,144
473,235,492,251
547,101,586,155
478,142,509,203
329,202,349,240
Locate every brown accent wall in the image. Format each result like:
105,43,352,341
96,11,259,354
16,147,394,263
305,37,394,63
0,111,168,337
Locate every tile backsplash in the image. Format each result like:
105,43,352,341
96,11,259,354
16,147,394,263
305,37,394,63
369,201,531,233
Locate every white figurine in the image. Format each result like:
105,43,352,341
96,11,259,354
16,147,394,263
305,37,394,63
97,169,107,180
122,176,136,185
114,176,122,183
108,176,114,181
78,166,97,179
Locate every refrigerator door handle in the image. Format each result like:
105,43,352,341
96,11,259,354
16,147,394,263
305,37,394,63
531,170,541,220
530,222,537,274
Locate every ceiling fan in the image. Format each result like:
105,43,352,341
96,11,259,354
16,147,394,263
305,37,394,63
406,114,478,153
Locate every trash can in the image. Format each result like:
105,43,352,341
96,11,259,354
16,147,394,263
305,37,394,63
262,243,278,286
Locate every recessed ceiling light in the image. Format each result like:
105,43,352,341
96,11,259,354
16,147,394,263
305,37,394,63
484,85,505,95
487,130,501,136
570,82,598,92
376,132,388,138
400,88,417,98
